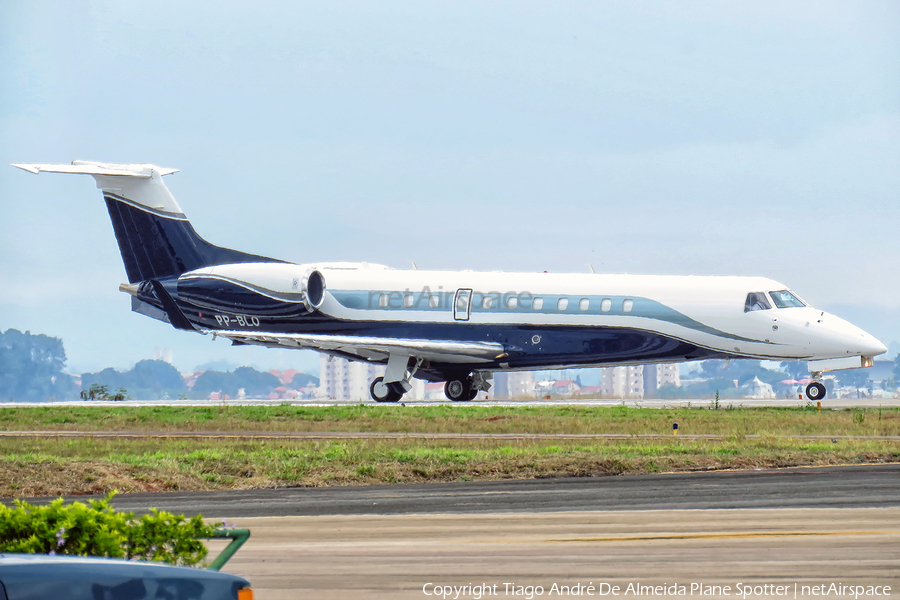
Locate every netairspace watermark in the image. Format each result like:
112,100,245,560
422,582,892,600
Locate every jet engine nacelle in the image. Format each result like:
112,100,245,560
301,269,326,312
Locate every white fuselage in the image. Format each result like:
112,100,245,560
185,261,887,367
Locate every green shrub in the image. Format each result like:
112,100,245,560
0,493,218,566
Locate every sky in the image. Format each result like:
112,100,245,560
1,1,898,376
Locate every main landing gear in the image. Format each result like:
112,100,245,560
443,372,492,402
370,377,405,403
444,378,477,401
368,354,423,403
366,356,493,404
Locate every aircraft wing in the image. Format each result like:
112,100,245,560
213,330,507,364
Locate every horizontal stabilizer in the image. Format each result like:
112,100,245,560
12,161,178,178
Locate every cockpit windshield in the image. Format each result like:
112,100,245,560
769,290,806,308
744,292,771,312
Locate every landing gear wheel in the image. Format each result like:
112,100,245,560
444,378,472,402
805,382,826,401
370,377,403,403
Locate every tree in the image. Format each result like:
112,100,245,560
192,367,281,398
780,361,809,380
288,372,319,388
87,383,109,400
837,369,871,398
0,329,75,401
82,360,185,400
125,360,185,395
230,367,281,397
656,383,689,399
698,359,785,387
81,368,124,393
192,371,234,397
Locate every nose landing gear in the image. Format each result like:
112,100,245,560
805,372,826,401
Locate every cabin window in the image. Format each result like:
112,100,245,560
403,294,414,308
533,297,544,310
557,298,569,311
579,298,590,311
378,294,389,308
744,292,772,312
623,299,633,313
483,296,493,309
429,295,440,308
769,290,806,308
600,298,612,312
507,296,518,309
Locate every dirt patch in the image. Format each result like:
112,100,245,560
3,452,898,499
0,461,198,498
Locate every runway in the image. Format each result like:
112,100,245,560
216,508,899,600
160,466,899,600
99,464,900,517
14,465,898,598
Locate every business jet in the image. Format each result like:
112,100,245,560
13,161,886,402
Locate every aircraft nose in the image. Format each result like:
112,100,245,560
839,320,886,357
817,311,887,358
861,331,888,357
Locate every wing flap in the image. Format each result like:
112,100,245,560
214,331,505,364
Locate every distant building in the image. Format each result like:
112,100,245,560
423,382,446,400
182,371,202,390
643,363,681,396
601,365,645,398
578,385,604,397
551,380,581,396
319,355,384,400
493,371,536,399
270,368,302,385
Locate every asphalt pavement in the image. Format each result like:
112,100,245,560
35,463,900,518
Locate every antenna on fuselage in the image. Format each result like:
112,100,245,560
587,264,596,274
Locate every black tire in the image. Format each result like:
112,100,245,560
370,377,402,403
444,378,472,402
806,382,826,400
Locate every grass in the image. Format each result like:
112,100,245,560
0,405,897,498
0,404,899,436
0,435,897,498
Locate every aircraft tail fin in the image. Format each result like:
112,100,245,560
12,161,282,283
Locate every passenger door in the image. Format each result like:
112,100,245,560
453,288,473,321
